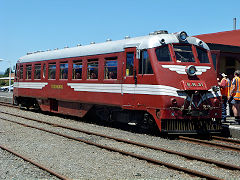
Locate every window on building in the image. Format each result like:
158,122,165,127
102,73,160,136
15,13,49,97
60,62,68,79
87,59,98,79
155,46,172,62
73,60,82,79
20,65,23,79
48,63,56,79
104,57,117,79
34,64,41,79
126,52,134,76
26,65,32,79
196,47,209,63
139,50,153,74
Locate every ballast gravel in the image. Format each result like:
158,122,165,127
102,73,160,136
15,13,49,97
0,105,240,179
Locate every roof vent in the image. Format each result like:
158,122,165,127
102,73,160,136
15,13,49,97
47,49,51,51
124,36,130,39
149,32,154,35
54,48,59,50
64,46,69,48
27,52,33,55
77,44,82,46
90,42,95,44
106,38,112,42
154,30,168,35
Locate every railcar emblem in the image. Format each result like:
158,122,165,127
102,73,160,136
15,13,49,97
161,65,211,75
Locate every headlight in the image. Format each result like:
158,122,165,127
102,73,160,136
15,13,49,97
177,31,188,41
185,65,197,76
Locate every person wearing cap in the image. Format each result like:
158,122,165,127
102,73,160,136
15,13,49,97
229,70,240,124
219,73,230,122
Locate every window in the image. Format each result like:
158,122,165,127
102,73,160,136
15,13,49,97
73,60,82,79
87,59,98,79
139,50,153,74
20,65,23,79
60,62,68,79
26,65,32,79
104,57,117,79
196,47,209,63
34,64,41,79
155,46,172,62
126,52,134,76
43,64,46,78
48,63,56,79
173,45,195,62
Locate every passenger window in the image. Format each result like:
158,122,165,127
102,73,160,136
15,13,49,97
26,65,32,79
139,50,153,74
60,62,68,79
48,63,56,79
87,59,98,79
20,65,23,79
196,47,209,63
104,57,117,79
126,52,134,76
73,60,82,79
155,46,172,62
34,64,41,79
43,64,46,78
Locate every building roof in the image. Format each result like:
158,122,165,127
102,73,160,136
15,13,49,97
195,30,240,47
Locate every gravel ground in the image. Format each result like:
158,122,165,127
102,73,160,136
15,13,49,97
0,105,240,179
0,148,58,180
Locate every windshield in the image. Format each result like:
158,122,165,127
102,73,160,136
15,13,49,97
173,45,195,62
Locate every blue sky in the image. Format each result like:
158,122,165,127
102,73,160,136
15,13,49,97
0,0,239,73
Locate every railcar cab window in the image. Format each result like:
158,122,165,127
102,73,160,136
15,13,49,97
173,45,195,62
34,64,41,79
87,59,98,79
20,65,23,79
155,46,172,62
139,50,153,74
104,57,117,79
126,52,134,76
60,62,68,79
48,63,56,79
26,65,32,80
73,60,82,79
196,46,210,63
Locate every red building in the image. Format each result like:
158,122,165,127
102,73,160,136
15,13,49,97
195,30,240,79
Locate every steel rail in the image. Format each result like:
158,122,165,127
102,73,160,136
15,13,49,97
179,136,240,152
1,110,240,171
0,116,222,180
0,144,70,180
212,136,240,145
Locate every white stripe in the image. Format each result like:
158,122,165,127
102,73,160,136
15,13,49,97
14,82,48,89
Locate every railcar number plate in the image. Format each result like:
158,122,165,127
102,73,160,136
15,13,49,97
181,80,207,90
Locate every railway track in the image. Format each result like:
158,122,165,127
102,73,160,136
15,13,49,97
179,136,240,152
0,108,240,179
0,144,69,180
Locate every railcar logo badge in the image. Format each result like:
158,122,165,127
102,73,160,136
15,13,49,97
51,84,63,89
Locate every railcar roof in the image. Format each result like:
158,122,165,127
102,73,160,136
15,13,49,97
18,33,209,63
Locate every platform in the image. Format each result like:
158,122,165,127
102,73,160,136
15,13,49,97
0,91,239,138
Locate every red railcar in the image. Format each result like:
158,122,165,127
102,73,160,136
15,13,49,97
14,31,222,134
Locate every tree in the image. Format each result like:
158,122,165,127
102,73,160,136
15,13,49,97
4,68,13,77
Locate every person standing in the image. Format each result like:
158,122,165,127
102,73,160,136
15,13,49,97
219,73,229,122
229,70,240,124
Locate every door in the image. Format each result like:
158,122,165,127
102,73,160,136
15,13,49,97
122,47,138,108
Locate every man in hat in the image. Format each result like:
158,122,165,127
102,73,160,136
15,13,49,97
229,70,240,124
219,73,230,122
